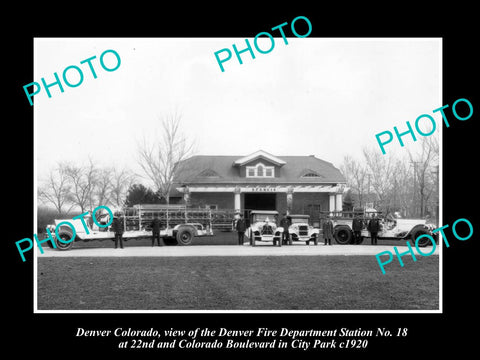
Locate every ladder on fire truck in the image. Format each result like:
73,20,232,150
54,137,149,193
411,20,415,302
121,204,236,231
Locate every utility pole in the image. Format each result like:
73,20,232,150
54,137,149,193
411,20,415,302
410,161,420,217
367,173,371,209
431,165,439,224
393,178,397,213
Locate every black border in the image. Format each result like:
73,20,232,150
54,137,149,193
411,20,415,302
7,4,479,356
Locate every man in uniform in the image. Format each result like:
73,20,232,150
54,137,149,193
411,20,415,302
235,214,246,245
111,213,124,249
280,214,291,245
323,215,334,245
232,211,240,231
151,214,164,246
367,213,380,245
352,214,363,244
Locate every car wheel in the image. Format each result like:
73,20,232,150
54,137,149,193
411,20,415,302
412,229,431,247
54,231,75,250
334,226,352,245
176,228,194,246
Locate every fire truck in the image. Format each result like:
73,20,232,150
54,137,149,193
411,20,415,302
319,210,436,246
51,204,217,250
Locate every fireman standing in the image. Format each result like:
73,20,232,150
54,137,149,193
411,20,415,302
352,215,363,244
367,213,380,245
280,214,291,245
235,214,246,245
323,215,334,245
111,214,124,249
151,214,164,246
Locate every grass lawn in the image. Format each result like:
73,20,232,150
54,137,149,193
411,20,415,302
37,255,439,311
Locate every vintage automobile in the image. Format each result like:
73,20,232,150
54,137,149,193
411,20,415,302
246,210,284,246
326,211,436,246
286,214,319,245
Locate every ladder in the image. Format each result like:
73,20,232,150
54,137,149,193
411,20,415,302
121,204,238,231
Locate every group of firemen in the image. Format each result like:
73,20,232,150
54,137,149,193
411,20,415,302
234,212,381,246
110,213,165,249
110,212,382,248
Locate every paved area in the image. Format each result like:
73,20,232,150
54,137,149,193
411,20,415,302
37,243,439,257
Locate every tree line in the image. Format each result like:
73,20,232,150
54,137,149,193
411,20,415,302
38,159,137,216
340,136,439,221
37,115,193,231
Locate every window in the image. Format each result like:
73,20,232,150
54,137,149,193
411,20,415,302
257,165,264,176
198,169,220,178
300,169,323,178
246,163,275,178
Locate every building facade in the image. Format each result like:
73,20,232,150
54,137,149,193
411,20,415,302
172,150,346,218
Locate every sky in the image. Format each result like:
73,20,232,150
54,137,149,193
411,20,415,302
34,37,441,184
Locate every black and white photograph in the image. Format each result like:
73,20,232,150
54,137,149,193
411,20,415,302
33,37,442,312
7,6,478,357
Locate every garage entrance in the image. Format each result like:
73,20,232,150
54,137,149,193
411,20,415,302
244,193,276,211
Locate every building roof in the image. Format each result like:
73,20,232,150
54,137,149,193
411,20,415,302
173,153,346,185
233,150,286,166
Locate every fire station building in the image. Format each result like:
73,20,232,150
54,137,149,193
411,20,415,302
172,150,346,217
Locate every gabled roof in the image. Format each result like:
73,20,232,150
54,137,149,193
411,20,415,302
233,150,286,166
174,153,346,184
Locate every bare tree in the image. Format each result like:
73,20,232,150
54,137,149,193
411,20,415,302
110,167,136,208
137,113,194,204
408,136,439,218
64,159,98,213
339,155,368,209
341,137,438,220
38,162,74,216
389,158,413,217
362,147,397,211
95,167,113,208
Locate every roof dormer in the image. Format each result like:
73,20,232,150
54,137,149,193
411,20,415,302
233,150,286,167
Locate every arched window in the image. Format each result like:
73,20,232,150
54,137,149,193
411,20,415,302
197,169,220,178
300,169,322,178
